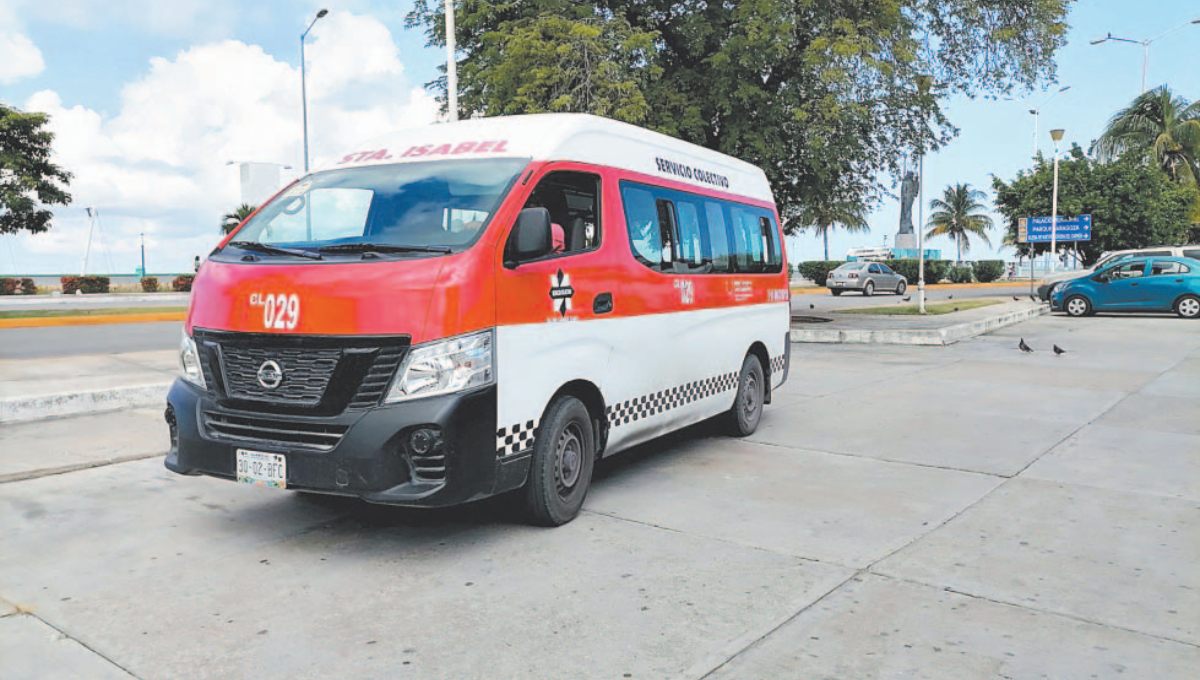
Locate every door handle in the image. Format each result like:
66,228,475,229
1131,282,1138,286
1176,279,1184,283
593,292,613,315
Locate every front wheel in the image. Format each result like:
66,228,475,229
728,354,765,436
1065,295,1091,317
525,396,595,526
895,280,907,295
1176,295,1200,319
863,281,875,297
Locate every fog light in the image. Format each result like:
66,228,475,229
409,427,443,455
164,403,178,449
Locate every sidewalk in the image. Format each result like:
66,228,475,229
0,351,175,424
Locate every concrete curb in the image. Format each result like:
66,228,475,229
790,304,1050,345
0,382,172,424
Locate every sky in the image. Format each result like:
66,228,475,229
1,0,1198,274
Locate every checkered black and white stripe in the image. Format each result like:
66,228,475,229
769,354,786,374
496,419,539,457
606,371,739,428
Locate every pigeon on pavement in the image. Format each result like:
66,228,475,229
1012,295,1020,301
1053,344,1066,355
902,295,911,301
1019,338,1034,353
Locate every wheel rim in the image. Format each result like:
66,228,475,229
1180,298,1200,317
897,282,906,294
555,422,584,496
865,283,873,295
1067,298,1087,316
741,371,760,421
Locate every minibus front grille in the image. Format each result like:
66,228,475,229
348,345,407,409
192,330,410,414
221,346,341,406
202,411,349,451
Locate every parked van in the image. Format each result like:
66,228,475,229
165,114,791,525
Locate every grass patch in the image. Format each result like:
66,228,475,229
835,299,1002,316
0,306,187,320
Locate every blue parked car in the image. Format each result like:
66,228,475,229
1051,256,1200,319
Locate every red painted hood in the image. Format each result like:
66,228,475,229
186,257,450,341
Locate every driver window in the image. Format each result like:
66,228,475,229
1110,262,1145,280
516,171,601,259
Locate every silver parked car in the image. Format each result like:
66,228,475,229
827,261,907,296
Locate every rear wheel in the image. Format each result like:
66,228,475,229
863,281,875,297
525,396,595,526
728,354,765,436
895,280,907,295
831,289,842,296
1065,295,1091,317
1175,295,1200,319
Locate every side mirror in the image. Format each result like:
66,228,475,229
506,208,552,267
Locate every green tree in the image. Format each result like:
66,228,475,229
795,199,869,261
408,1,1070,232
0,103,72,235
993,146,1193,265
221,204,257,234
925,183,994,263
1092,86,1200,187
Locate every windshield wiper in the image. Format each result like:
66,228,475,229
317,243,452,255
227,241,323,260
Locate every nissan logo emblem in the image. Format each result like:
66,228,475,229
257,360,283,389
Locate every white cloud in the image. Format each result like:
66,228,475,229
0,31,44,83
15,11,438,274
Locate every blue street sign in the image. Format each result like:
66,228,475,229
1018,214,1092,243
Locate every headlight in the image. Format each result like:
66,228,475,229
179,331,207,389
385,329,494,403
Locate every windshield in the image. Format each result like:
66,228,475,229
231,158,529,251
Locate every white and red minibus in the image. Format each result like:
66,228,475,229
166,114,790,525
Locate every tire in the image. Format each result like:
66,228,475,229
524,396,595,527
863,281,875,297
1175,295,1200,319
728,354,765,437
831,289,842,296
1065,295,1091,317
895,280,907,295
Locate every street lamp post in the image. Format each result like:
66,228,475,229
915,74,931,315
1049,128,1065,274
445,0,458,122
1090,19,1200,93
301,9,329,173
1028,86,1071,156
140,232,146,279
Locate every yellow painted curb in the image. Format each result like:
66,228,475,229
0,312,186,329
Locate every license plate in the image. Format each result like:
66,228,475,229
833,281,844,287
236,449,287,489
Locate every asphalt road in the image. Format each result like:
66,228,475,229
791,283,1034,314
0,321,183,360
2,314,1197,678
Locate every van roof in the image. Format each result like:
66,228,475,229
320,113,774,203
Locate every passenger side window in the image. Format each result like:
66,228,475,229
1150,261,1190,276
1183,249,1200,261
868,264,882,274
879,264,895,275
730,206,765,272
704,202,732,273
675,200,706,269
622,186,663,267
510,171,601,262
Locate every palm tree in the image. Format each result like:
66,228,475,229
1092,86,1200,188
794,200,870,261
925,184,993,263
221,204,257,234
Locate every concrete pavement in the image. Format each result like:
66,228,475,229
0,314,1197,678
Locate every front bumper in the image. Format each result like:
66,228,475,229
164,379,528,507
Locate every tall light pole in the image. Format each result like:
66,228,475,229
445,0,458,121
1049,128,1065,274
915,74,932,315
1028,86,1070,156
301,9,329,173
1090,19,1200,93
140,232,146,279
